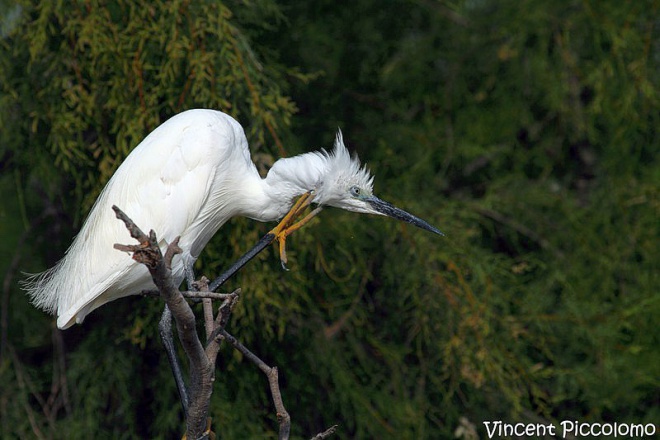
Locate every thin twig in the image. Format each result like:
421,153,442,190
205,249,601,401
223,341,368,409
205,290,241,362
141,289,238,300
217,328,291,440
214,290,241,330
310,425,339,440
197,278,215,340
202,298,214,340
204,297,238,347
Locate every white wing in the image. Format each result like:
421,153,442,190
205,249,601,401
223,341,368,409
25,109,257,328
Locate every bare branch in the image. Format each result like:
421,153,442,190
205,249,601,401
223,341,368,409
197,277,215,340
113,206,212,439
217,329,291,440
112,205,149,244
205,290,241,365
202,298,214,340
214,290,241,330
204,293,240,349
113,205,336,439
268,367,292,440
310,425,339,440
141,289,238,300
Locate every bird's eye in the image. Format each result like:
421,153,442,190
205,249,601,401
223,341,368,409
349,186,361,197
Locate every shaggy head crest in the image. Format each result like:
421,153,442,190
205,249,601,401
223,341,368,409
314,130,374,207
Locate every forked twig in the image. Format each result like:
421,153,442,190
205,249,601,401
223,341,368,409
113,205,338,439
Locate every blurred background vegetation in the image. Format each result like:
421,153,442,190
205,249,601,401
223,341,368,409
1,0,658,438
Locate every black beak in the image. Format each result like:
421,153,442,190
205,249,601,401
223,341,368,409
365,196,444,236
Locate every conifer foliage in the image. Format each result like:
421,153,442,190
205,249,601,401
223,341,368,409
1,1,658,438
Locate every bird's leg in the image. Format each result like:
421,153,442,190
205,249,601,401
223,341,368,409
159,260,200,414
184,260,196,291
268,191,322,269
208,234,275,291
271,190,315,235
273,206,323,269
207,191,321,291
159,305,189,413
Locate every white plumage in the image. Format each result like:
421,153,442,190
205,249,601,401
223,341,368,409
24,109,441,329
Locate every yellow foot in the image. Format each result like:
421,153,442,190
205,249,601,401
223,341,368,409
268,191,323,269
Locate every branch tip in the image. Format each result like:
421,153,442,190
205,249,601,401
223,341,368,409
112,205,148,243
310,425,339,440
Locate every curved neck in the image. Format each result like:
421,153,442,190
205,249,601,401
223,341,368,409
243,151,328,222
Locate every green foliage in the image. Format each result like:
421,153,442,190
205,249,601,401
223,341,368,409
1,0,297,212
1,0,658,439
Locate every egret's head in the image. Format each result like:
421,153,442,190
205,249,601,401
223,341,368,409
315,132,443,236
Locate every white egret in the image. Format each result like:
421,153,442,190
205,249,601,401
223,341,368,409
24,109,442,329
